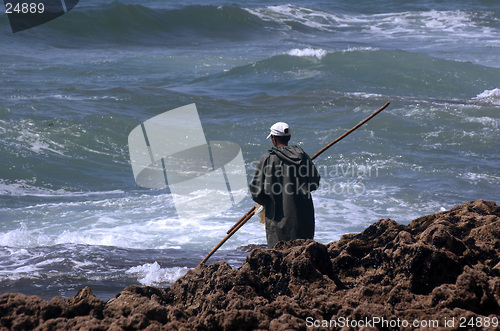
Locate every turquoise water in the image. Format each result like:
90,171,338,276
1,0,499,299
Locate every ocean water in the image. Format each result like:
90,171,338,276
1,0,499,300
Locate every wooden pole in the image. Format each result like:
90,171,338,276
226,205,256,235
311,101,390,160
198,101,390,267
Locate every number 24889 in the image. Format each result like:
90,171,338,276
5,2,45,14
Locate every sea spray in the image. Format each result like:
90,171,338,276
126,262,189,287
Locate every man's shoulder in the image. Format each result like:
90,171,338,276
287,145,309,159
256,149,273,165
258,146,310,164
260,149,273,158
271,145,305,153
290,145,306,153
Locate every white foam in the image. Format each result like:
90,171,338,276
0,224,36,247
284,47,377,62
463,172,500,185
34,258,66,267
0,179,50,196
287,48,328,59
465,116,499,129
245,5,342,31
341,47,378,53
9,94,122,101
54,230,124,247
344,91,384,99
3,119,68,156
126,262,189,286
473,88,500,106
0,265,41,281
245,5,489,41
0,179,123,197
0,189,247,250
420,10,473,31
371,10,482,36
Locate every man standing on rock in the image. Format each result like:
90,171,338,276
250,122,320,249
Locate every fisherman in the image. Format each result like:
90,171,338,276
250,122,320,249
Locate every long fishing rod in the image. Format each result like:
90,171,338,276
198,101,390,267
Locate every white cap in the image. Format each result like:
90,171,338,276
266,122,291,139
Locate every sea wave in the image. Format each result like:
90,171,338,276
244,4,348,31
186,49,500,100
245,4,498,37
4,3,498,46
10,3,273,44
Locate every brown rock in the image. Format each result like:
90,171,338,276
1,200,499,330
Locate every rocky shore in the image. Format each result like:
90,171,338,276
1,200,499,330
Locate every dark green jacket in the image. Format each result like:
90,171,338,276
250,146,320,248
